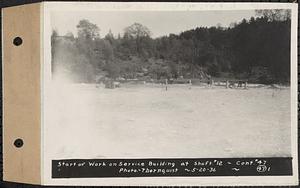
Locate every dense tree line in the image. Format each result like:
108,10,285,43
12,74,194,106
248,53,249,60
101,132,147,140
51,9,291,84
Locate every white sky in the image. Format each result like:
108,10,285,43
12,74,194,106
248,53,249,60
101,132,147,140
51,10,256,38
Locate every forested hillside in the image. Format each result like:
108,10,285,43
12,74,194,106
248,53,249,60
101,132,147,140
51,9,291,84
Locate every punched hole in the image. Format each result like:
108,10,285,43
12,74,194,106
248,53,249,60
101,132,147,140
13,37,23,46
14,138,24,148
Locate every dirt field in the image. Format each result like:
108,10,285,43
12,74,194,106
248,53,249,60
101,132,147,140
44,83,291,159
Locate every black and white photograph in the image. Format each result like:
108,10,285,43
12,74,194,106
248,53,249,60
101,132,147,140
41,2,298,186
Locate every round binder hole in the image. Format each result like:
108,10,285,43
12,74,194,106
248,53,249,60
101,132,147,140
14,139,24,148
13,37,23,46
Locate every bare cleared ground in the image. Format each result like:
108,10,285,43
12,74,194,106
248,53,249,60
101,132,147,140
45,83,291,159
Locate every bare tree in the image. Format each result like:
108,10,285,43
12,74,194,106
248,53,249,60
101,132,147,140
77,19,100,40
124,23,151,39
124,23,152,56
255,9,291,21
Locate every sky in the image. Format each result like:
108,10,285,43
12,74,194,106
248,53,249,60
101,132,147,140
51,10,256,38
